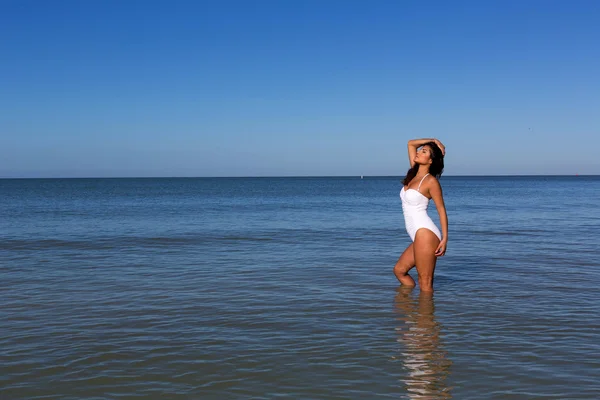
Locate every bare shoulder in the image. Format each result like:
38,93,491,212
425,174,440,186
424,175,443,195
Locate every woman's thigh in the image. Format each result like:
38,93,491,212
413,228,440,279
394,243,415,273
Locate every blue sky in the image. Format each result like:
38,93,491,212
1,0,599,177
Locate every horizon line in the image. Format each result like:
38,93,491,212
0,174,597,180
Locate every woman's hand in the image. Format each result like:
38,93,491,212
434,139,446,156
435,240,447,257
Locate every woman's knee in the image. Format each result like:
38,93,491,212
394,262,411,275
417,266,434,284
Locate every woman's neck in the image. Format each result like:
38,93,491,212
416,165,430,176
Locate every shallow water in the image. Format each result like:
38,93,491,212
1,176,599,399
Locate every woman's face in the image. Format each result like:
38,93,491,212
414,145,433,165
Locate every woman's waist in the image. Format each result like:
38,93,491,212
402,206,430,214
402,210,433,219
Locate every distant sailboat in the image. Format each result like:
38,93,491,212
360,175,364,179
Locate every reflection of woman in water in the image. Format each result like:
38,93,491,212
394,288,452,399
395,138,448,292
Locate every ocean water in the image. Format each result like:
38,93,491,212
1,176,599,399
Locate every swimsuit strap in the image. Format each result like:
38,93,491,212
417,173,430,191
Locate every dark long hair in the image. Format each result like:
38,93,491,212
402,142,445,186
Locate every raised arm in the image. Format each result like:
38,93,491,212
407,138,445,167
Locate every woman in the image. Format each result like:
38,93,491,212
394,138,448,292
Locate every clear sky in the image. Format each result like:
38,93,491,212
1,0,599,177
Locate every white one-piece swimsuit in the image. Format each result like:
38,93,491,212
399,173,442,242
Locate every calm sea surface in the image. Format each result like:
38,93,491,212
1,176,599,399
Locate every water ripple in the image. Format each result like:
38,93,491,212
1,177,600,399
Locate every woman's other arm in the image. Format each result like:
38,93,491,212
428,178,448,257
